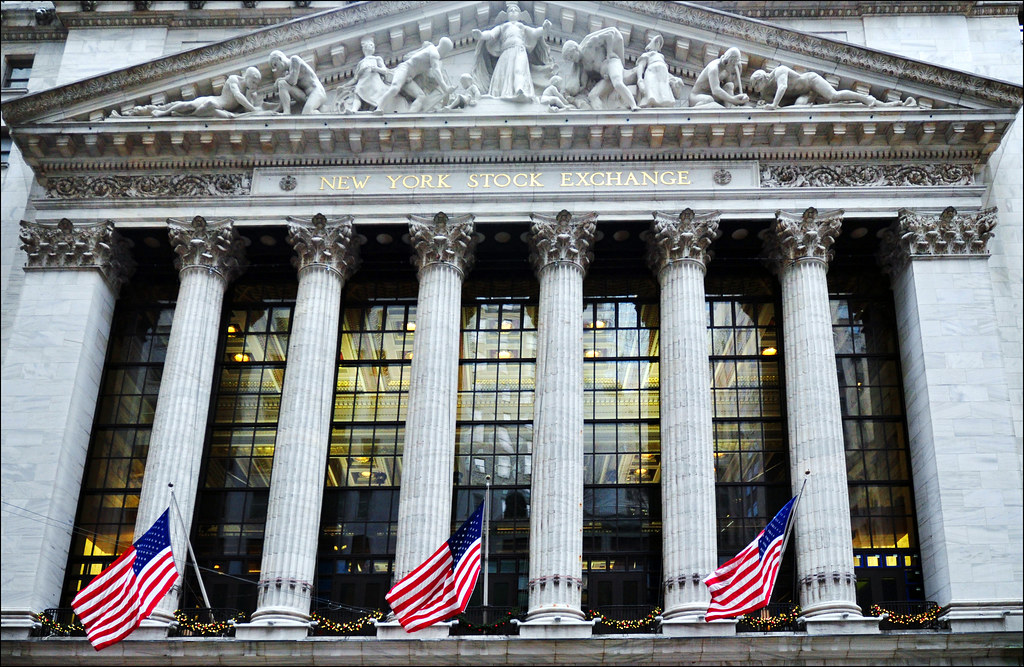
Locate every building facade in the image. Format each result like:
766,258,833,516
2,1,1022,663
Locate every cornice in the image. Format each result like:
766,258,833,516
55,9,316,30
688,1,1021,19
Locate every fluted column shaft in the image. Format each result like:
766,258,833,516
767,208,858,618
252,215,359,624
136,217,246,623
526,211,596,621
393,214,476,583
648,210,720,620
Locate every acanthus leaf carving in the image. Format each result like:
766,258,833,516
529,209,598,275
408,212,477,278
761,164,974,188
879,206,997,275
647,209,721,274
763,207,843,270
46,173,252,199
19,218,136,292
167,215,247,281
286,212,361,279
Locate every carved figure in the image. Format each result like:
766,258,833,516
749,65,917,109
562,27,640,111
689,47,748,108
269,50,327,114
471,1,553,101
337,35,392,113
444,73,482,110
114,67,262,118
375,37,454,114
539,75,572,110
633,33,682,108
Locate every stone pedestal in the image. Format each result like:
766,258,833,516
802,615,881,635
374,620,451,639
250,215,359,633
0,220,132,632
647,210,720,623
134,216,246,624
659,618,737,637
524,210,597,637
764,208,860,620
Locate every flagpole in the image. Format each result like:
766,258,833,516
778,471,810,571
482,475,491,625
168,483,212,611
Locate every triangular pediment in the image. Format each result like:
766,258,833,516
4,0,1021,170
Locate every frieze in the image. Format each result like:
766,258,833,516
760,164,974,188
45,173,252,199
19,218,136,291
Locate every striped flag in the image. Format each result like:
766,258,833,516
72,508,179,650
385,502,484,632
703,497,796,621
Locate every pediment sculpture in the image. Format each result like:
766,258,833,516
110,10,921,120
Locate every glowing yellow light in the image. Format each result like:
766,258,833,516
233,353,251,362
501,320,513,330
761,346,778,356
594,320,608,329
497,350,513,359
404,351,414,360
360,471,371,477
406,322,416,331
227,324,239,334
584,349,599,358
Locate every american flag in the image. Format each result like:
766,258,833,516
385,502,484,632
72,509,179,650
703,496,796,621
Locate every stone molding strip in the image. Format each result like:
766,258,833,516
761,163,974,188
45,173,252,199
19,218,136,292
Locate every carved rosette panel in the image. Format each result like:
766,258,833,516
646,209,722,275
46,173,252,199
20,218,136,291
408,212,477,278
879,206,998,275
528,210,599,276
763,207,843,271
286,213,361,280
761,164,974,188
167,216,247,281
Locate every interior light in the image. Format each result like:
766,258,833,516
584,349,599,358
406,322,416,331
360,471,371,477
594,320,608,329
404,351,414,360
761,346,778,356
497,350,513,359
227,323,239,334
233,353,251,362
501,320,513,330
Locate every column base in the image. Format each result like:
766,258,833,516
128,618,172,641
373,619,451,639
659,617,737,637
234,619,311,640
0,610,40,640
801,614,881,635
942,603,1023,633
514,616,595,639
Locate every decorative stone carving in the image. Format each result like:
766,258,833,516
647,209,721,272
20,218,136,291
713,169,733,185
763,207,843,270
375,37,454,114
689,47,748,108
529,210,598,273
336,35,392,113
113,67,263,118
286,213,361,277
443,74,482,110
167,215,247,281
269,50,327,114
35,7,56,25
46,173,252,199
538,76,571,110
879,206,997,274
279,175,297,191
761,164,974,188
471,1,553,102
750,65,915,109
408,212,477,277
562,27,639,111
633,33,684,108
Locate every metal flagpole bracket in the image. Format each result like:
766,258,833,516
168,483,213,611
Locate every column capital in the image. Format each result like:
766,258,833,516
286,213,361,280
879,206,997,275
19,218,136,292
408,212,477,278
167,215,247,282
647,209,721,275
763,207,843,273
528,210,598,276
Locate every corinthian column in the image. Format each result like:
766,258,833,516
241,215,360,639
520,210,597,639
381,213,476,638
1,220,133,637
135,216,246,627
764,208,868,631
646,210,729,636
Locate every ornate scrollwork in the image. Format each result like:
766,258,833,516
20,218,136,292
167,215,247,281
762,207,843,271
528,210,598,275
761,164,974,188
46,173,252,199
879,206,997,275
647,209,721,274
408,212,477,278
286,213,360,280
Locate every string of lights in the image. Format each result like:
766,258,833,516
584,607,662,631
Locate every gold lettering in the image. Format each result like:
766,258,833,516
574,172,590,187
530,173,543,187
660,171,675,185
402,175,420,189
513,173,530,187
319,176,335,191
468,174,480,188
641,172,658,186
436,174,451,188
386,174,401,189
351,174,371,189
420,175,435,189
607,172,622,186
590,172,606,186
625,172,640,187
561,173,573,187
678,171,691,185
334,176,351,190
492,173,510,188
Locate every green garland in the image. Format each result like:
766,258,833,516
585,607,662,631
173,609,246,636
310,610,383,635
871,604,940,627
736,605,801,631
455,610,520,634
38,613,85,636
